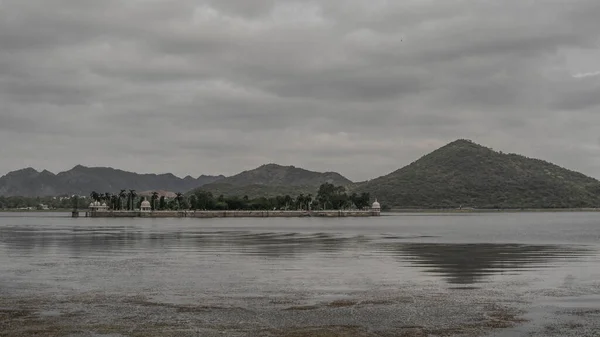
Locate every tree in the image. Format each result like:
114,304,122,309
71,195,79,210
118,190,127,210
159,196,166,210
284,195,293,210
90,191,100,202
128,189,137,210
194,191,214,210
189,195,197,210
175,192,184,210
316,183,351,210
296,194,305,210
151,192,159,211
104,193,112,209
110,195,119,210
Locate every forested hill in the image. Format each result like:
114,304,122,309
357,139,600,209
211,164,352,187
192,164,353,198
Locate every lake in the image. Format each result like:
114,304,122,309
1,212,599,336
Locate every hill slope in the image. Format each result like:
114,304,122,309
0,165,224,196
194,164,353,198
357,139,600,209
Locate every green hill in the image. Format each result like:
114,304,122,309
357,139,600,209
192,164,353,198
190,183,320,199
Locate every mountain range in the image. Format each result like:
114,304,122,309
0,165,224,197
3,139,600,209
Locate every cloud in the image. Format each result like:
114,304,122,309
1,0,600,182
572,71,600,78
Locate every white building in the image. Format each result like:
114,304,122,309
371,199,381,215
140,199,151,212
88,201,108,212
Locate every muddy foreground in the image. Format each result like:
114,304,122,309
3,285,600,337
1,286,528,337
5,280,600,337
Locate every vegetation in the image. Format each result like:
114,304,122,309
185,183,370,211
357,139,600,209
4,183,367,212
207,163,352,186
190,183,321,199
0,195,86,210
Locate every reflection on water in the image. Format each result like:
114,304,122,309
0,222,596,289
381,243,594,284
0,227,362,257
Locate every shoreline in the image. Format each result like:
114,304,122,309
82,209,380,218
2,208,600,215
389,208,600,213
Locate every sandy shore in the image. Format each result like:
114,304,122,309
0,285,532,337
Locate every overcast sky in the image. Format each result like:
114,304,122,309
1,0,600,181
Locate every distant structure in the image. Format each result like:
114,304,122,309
371,199,381,215
140,199,151,212
88,201,108,212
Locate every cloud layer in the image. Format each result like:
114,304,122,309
1,0,600,181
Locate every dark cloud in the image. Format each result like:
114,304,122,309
1,0,600,181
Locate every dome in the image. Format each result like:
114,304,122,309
141,200,151,207
101,203,107,207
89,202,95,208
372,199,381,209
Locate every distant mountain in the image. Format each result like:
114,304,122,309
215,164,352,187
0,165,224,197
357,139,600,209
193,164,353,198
138,190,177,198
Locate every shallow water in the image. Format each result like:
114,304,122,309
1,212,600,336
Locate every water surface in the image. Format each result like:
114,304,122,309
1,212,599,336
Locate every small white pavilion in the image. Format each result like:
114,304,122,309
140,199,152,212
88,201,108,212
371,199,381,215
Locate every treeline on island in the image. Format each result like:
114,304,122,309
0,195,77,210
85,183,372,211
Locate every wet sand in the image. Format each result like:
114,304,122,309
0,288,528,336
1,212,600,336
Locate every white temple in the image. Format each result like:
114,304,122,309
140,199,151,212
88,201,108,211
371,199,381,215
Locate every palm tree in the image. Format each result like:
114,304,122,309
151,192,159,211
175,192,183,210
306,194,313,211
104,193,112,209
90,191,100,202
296,194,305,210
284,195,293,210
110,195,119,210
118,190,127,210
128,189,137,210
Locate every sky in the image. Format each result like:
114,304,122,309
1,0,600,182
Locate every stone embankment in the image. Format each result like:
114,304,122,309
80,210,380,218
